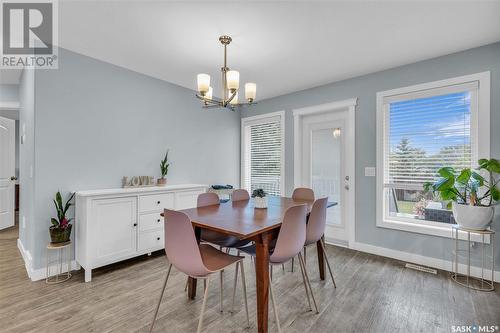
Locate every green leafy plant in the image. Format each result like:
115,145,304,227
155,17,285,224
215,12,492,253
251,189,266,198
51,191,75,229
160,150,170,179
424,158,500,208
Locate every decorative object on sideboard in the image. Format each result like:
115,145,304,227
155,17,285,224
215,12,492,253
157,149,170,186
195,35,257,111
50,191,75,243
122,176,155,188
424,158,499,231
252,188,268,209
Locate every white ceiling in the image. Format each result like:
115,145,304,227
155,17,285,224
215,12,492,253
9,1,500,100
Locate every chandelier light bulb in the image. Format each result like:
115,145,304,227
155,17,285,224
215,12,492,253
205,86,213,100
245,83,256,102
226,70,240,91
197,73,210,94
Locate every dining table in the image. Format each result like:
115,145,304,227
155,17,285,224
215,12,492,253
175,195,329,333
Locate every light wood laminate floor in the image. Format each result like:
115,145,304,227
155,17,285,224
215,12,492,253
1,224,499,333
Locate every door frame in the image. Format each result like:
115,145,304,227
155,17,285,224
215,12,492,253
292,98,357,247
0,115,16,230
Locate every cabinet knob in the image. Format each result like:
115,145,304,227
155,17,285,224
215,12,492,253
157,237,160,241
133,223,137,227
157,201,161,204
157,219,161,223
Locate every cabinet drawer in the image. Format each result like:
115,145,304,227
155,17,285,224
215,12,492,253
139,212,164,232
175,189,206,210
139,193,174,213
138,230,164,252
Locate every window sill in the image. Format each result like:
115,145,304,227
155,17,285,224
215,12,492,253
377,218,490,244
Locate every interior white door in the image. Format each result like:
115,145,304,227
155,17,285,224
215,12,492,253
301,111,351,245
0,116,15,230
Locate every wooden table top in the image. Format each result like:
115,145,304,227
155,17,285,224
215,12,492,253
177,196,313,239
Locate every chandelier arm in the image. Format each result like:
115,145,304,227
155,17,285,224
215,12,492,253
225,89,238,105
195,94,223,106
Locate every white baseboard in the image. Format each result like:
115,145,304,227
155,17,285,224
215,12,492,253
345,240,500,283
17,238,79,282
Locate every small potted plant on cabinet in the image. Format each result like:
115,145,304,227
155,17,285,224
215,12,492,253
157,150,170,186
50,191,75,243
252,189,268,209
424,158,499,230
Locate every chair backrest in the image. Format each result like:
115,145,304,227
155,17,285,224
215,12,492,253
164,209,210,277
270,204,307,264
232,189,250,201
292,187,315,201
305,197,328,245
197,192,220,207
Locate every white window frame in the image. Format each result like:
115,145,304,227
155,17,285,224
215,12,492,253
376,72,491,240
241,111,285,196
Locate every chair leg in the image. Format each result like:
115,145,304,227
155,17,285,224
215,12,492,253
291,257,294,272
298,253,319,314
184,277,189,292
282,263,285,272
304,246,307,265
320,239,337,288
297,253,312,311
197,277,211,333
270,265,273,281
219,270,224,312
231,262,239,313
269,273,282,333
240,261,250,328
150,264,172,333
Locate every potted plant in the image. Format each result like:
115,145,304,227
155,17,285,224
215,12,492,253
424,158,499,230
252,189,267,209
50,191,75,243
157,149,170,186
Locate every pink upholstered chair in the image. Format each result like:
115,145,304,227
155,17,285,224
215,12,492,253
305,197,336,287
290,187,315,271
231,189,250,201
292,187,315,201
238,204,318,333
150,209,249,333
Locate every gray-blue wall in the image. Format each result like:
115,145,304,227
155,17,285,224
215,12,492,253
26,48,240,269
242,42,500,267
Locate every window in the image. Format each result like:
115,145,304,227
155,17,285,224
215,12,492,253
241,111,284,196
376,72,490,237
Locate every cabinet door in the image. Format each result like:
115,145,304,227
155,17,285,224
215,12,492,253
91,197,137,265
175,189,206,210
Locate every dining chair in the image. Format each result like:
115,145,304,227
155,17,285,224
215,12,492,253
292,187,315,201
238,204,318,333
305,197,337,288
290,187,315,271
150,209,249,333
231,189,250,201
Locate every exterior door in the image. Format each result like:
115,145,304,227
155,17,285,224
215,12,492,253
301,111,351,245
0,116,15,230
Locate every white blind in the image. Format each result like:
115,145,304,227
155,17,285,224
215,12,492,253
384,83,477,189
242,116,282,196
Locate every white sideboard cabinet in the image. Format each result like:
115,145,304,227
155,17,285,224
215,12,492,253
75,184,207,282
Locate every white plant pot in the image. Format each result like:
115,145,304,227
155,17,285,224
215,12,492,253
452,202,494,231
254,196,268,209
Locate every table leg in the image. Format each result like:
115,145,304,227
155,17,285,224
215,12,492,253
317,235,325,280
255,232,271,333
188,226,202,300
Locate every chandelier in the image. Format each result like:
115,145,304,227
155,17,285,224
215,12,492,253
196,35,257,110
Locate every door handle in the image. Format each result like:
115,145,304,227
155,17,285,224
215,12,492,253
10,176,17,181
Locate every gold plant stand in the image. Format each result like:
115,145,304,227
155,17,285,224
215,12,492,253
46,241,72,284
451,225,494,291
